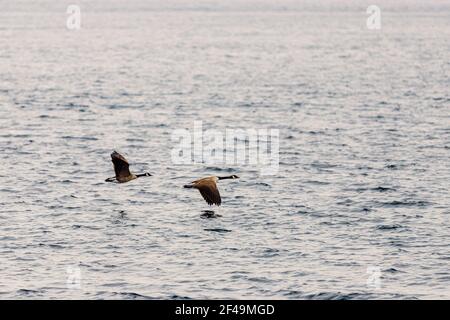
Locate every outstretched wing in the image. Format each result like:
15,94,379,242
196,180,222,206
111,151,131,178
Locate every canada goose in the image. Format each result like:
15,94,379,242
184,175,239,206
105,151,151,183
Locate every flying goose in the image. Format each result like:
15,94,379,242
184,175,239,206
105,151,151,183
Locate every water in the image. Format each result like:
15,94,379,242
0,1,449,299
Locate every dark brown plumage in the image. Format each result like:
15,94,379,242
105,151,151,183
112,152,132,180
184,175,239,206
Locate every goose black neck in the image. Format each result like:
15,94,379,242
136,173,151,178
218,176,234,180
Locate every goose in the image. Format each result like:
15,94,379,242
184,175,239,206
105,151,151,183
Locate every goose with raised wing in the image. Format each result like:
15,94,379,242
184,175,239,206
105,151,151,183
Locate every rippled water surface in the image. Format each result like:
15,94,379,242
0,2,449,299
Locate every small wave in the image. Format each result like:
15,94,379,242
256,182,271,186
203,167,235,172
261,248,280,257
385,163,409,170
113,292,153,300
376,224,404,230
17,289,43,296
302,292,375,300
371,186,395,192
247,276,272,283
204,228,231,233
38,243,66,249
60,102,89,108
307,130,326,135
72,225,102,230
0,134,31,138
0,189,16,193
170,294,192,300
106,104,131,109
61,136,98,141
311,162,337,169
380,200,430,208
0,236,16,241
295,209,311,215
126,137,145,142
304,180,330,185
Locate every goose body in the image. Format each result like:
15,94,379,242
184,175,239,206
105,151,151,183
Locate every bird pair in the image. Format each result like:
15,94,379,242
105,151,239,206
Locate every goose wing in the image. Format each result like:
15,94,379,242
196,180,222,206
111,151,132,178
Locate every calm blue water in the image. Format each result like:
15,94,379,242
0,1,449,299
